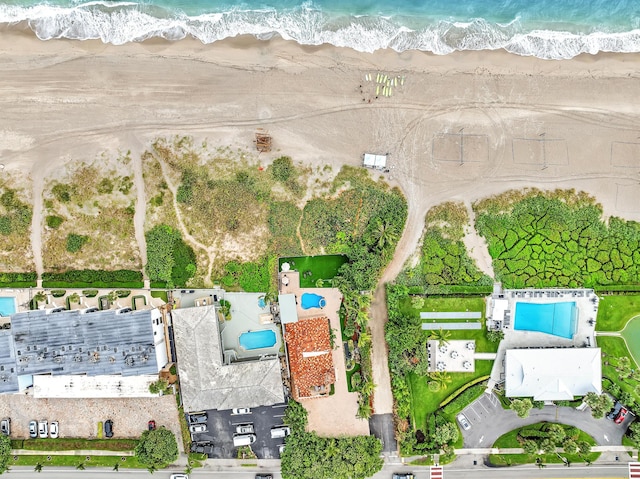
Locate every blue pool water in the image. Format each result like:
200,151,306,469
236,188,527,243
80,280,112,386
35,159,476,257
239,329,277,350
514,301,577,339
301,293,326,310
0,297,16,317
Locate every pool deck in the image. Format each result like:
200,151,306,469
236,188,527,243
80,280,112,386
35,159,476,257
279,271,370,437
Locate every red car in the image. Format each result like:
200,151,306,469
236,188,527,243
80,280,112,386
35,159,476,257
148,420,156,431
615,407,628,424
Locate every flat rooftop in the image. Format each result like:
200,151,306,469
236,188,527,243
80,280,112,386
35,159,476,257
10,308,160,377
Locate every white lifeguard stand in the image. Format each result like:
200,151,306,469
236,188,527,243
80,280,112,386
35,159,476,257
362,153,387,170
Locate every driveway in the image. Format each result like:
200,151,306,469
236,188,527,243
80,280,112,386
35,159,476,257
460,393,631,448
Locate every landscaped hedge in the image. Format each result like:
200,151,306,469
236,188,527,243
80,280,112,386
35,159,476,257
0,272,37,287
440,376,490,413
42,270,143,288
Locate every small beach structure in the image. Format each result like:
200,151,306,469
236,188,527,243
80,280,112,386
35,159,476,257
255,129,272,152
362,153,387,170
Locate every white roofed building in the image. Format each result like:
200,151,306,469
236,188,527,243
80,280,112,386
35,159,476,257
505,348,601,401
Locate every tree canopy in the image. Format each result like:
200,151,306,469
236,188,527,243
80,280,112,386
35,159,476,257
134,427,179,470
0,434,10,474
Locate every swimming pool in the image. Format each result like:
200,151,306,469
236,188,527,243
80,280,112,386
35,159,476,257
513,301,577,339
0,297,16,317
301,293,326,309
239,330,277,350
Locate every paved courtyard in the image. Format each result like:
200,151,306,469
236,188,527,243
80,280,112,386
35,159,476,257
0,393,183,451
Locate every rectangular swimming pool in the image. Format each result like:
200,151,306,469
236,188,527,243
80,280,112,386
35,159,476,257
513,301,577,339
239,330,277,350
0,297,16,317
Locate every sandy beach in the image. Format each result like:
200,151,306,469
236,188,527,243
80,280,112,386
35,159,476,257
2,28,640,416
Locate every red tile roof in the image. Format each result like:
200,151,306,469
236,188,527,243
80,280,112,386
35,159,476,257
285,316,335,399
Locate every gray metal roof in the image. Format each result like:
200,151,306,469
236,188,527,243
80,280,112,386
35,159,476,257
172,305,284,412
10,309,158,377
0,330,18,393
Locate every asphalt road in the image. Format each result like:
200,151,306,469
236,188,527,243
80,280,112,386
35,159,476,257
3,464,631,479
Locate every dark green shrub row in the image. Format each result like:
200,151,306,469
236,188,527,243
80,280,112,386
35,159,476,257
0,272,37,287
42,270,143,288
440,377,490,414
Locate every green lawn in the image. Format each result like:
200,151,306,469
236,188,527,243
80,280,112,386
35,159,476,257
399,296,485,318
489,422,600,466
11,438,137,451
621,318,640,367
598,335,640,405
596,295,640,331
10,454,146,469
278,255,348,288
151,290,168,303
407,360,494,431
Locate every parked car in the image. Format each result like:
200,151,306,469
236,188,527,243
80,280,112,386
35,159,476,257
457,413,471,431
392,474,415,479
0,418,10,436
170,475,189,479
232,407,251,415
50,421,59,439
255,474,274,479
29,420,37,438
607,402,623,420
270,426,290,439
38,420,48,439
190,441,214,455
278,444,286,456
188,413,208,424
615,407,629,424
189,424,207,434
233,434,256,446
236,424,254,434
148,420,156,431
104,419,114,438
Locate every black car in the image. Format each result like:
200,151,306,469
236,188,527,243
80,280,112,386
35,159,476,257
188,413,208,424
607,402,623,420
190,441,214,455
255,475,274,479
104,419,114,438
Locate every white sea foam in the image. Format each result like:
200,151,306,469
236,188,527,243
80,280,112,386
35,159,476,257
1,3,640,59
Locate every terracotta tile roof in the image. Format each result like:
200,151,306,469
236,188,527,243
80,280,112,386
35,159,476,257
285,316,335,399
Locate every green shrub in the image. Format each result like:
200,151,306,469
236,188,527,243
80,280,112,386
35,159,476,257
51,183,72,203
115,290,131,298
145,224,196,288
82,289,99,297
42,270,143,288
0,216,12,235
50,289,66,298
271,156,294,182
0,272,37,287
46,215,64,229
66,234,89,253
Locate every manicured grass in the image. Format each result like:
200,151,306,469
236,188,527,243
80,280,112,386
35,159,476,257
599,335,640,405
596,295,640,331
151,290,168,303
10,454,146,469
11,438,137,451
489,422,600,466
278,255,348,288
399,296,485,318
621,318,640,366
407,360,494,431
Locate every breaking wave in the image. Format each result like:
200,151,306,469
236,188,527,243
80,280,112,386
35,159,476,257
1,2,640,59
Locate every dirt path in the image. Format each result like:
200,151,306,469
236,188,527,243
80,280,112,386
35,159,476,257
30,170,44,280
462,202,495,278
131,141,148,280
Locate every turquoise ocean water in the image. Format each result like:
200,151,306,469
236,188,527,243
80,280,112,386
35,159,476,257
1,0,639,59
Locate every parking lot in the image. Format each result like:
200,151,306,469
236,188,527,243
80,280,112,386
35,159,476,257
0,393,183,451
189,402,288,459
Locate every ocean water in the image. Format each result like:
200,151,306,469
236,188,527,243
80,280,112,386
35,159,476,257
1,0,639,59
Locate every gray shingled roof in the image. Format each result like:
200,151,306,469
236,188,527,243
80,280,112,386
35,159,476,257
172,305,284,412
0,330,18,393
10,309,158,377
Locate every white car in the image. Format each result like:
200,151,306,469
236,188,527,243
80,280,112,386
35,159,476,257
29,420,37,438
231,407,251,415
189,424,207,434
50,421,59,439
236,424,254,434
38,420,48,438
170,475,189,479
457,413,471,431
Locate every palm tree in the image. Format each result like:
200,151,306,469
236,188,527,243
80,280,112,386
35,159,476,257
429,328,451,347
428,371,452,390
34,463,43,473
75,462,85,470
373,219,399,250
112,463,119,472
